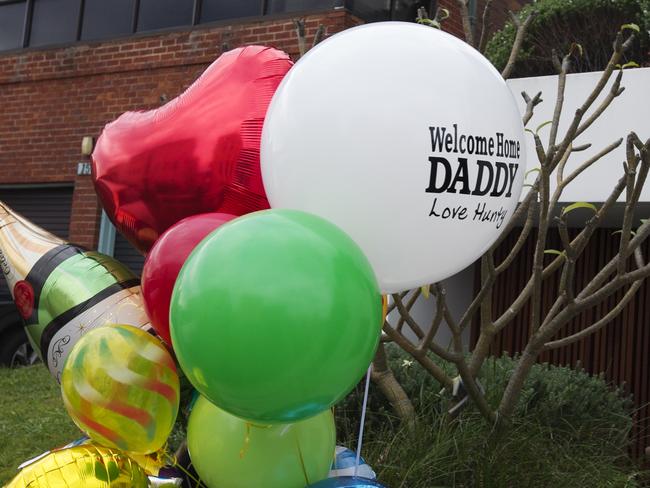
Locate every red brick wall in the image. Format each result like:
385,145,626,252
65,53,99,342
0,10,356,248
439,0,528,44
69,174,102,246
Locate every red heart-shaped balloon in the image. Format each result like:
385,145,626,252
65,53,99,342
92,46,293,254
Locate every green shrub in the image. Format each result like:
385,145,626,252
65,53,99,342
484,0,650,77
481,355,633,441
336,345,643,487
340,346,632,443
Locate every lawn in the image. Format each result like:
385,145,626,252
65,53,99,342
1,353,648,487
0,365,81,484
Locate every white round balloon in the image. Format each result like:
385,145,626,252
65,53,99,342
261,22,525,293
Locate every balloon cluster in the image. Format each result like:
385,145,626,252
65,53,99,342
4,21,525,488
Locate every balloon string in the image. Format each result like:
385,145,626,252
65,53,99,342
239,423,252,459
295,428,310,485
166,448,206,487
355,364,372,477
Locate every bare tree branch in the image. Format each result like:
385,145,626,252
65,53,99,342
419,287,445,352
555,144,573,186
522,91,543,126
434,285,497,422
312,24,326,48
372,343,416,425
538,210,650,343
456,0,475,47
417,6,449,29
559,138,623,190
579,32,635,110
294,18,326,58
395,289,421,335
501,11,537,80
458,254,495,334
294,19,307,58
543,249,646,350
392,293,463,362
494,174,627,333
490,183,538,252
477,0,493,53
548,51,574,150
574,70,625,139
464,199,533,377
618,136,640,274
496,192,650,419
620,136,649,270
382,320,454,388
557,218,576,303
456,360,497,422
497,341,539,419
387,291,409,316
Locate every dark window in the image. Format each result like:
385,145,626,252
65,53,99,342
81,0,134,41
0,1,26,51
29,0,81,47
346,0,390,21
267,0,339,14
137,0,193,32
113,231,145,277
0,186,73,303
391,0,427,22
200,0,261,23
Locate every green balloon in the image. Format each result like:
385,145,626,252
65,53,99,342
170,209,381,423
187,396,335,488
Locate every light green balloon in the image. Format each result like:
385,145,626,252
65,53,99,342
187,396,335,488
170,209,382,423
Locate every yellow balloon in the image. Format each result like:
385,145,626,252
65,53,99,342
61,324,180,454
128,450,167,476
5,445,149,488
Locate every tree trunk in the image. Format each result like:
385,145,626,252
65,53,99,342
497,341,540,421
371,343,416,427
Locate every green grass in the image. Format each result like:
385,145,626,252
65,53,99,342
0,365,81,484
337,409,646,488
1,358,648,487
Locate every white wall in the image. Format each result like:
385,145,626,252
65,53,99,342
507,67,650,203
386,263,474,351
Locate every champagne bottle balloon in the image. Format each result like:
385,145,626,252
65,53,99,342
0,201,153,381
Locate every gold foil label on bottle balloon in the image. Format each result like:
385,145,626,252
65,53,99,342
46,286,152,380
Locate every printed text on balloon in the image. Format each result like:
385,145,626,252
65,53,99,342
425,124,521,229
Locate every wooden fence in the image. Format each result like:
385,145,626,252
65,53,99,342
471,227,650,458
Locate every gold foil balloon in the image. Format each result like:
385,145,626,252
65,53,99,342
5,445,148,488
128,450,167,476
61,324,180,454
